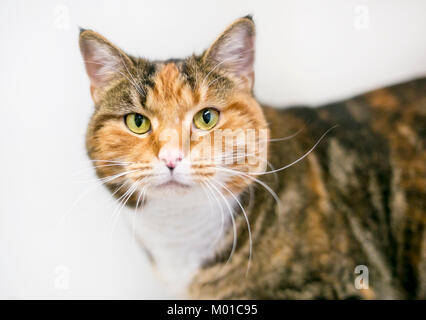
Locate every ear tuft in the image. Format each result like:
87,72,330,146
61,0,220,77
79,26,87,35
204,17,256,90
242,14,254,21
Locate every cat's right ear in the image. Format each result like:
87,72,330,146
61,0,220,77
79,29,133,104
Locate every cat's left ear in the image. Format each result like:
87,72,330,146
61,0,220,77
203,16,255,91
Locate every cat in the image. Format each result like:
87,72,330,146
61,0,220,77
79,16,426,299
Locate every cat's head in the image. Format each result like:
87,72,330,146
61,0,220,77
80,16,268,202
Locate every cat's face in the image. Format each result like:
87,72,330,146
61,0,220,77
80,17,268,202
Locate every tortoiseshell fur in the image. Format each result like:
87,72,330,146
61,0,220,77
191,78,426,299
80,17,426,299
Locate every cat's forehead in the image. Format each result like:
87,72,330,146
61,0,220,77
129,57,232,117
145,62,200,116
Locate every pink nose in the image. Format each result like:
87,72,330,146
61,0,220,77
158,148,183,170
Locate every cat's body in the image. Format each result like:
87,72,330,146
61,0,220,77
79,17,426,299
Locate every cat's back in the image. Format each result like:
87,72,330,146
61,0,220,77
262,77,425,299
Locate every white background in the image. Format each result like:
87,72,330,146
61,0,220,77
0,0,425,298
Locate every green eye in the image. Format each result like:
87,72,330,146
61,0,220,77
125,113,151,134
193,108,219,130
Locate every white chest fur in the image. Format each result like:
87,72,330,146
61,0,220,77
128,188,234,297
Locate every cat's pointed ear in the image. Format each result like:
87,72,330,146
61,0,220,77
203,16,255,91
79,29,133,103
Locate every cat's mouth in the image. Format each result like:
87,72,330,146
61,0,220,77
157,179,190,189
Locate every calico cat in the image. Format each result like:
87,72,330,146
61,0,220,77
79,16,426,299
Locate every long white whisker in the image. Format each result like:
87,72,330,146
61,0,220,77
211,179,252,277
215,166,282,208
71,163,130,180
205,179,237,267
109,180,140,233
89,159,136,164
201,181,225,249
132,183,149,241
58,169,141,226
210,152,278,182
252,125,338,175
265,125,306,142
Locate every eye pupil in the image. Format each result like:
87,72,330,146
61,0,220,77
134,114,143,127
202,110,211,124
193,108,219,130
125,113,151,134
